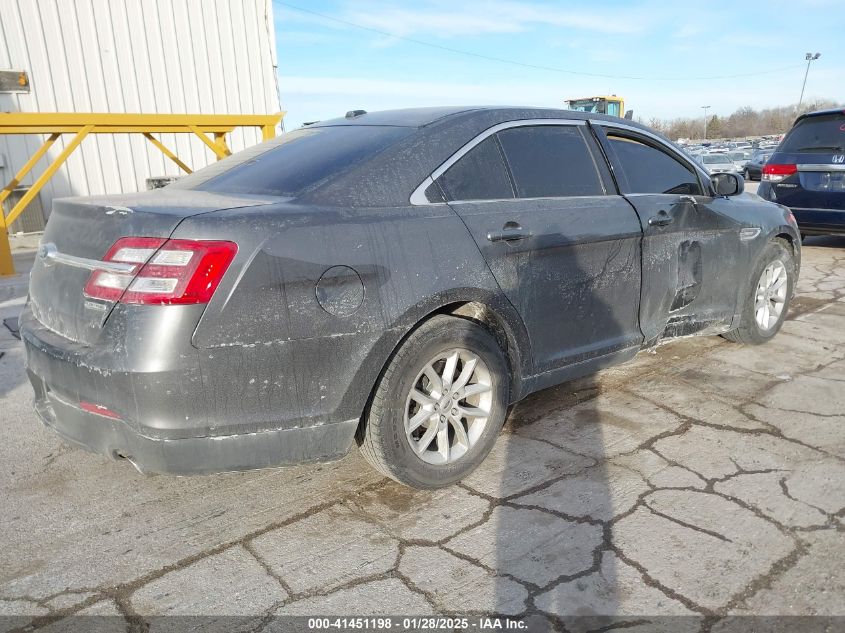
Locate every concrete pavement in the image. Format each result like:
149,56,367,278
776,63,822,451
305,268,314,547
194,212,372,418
0,236,843,632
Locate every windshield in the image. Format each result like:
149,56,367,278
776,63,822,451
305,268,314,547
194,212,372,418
567,99,602,113
779,113,845,153
702,155,730,164
174,125,414,196
728,151,750,161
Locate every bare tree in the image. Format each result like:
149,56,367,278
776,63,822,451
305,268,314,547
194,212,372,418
652,99,842,140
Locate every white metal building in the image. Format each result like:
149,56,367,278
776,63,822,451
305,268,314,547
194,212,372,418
0,0,281,227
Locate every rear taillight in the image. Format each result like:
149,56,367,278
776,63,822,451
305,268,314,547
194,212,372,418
762,163,797,182
83,237,237,305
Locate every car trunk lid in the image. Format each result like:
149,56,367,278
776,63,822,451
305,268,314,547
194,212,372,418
28,189,274,345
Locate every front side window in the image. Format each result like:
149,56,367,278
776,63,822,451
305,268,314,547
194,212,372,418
436,136,514,202
496,125,605,198
607,133,703,195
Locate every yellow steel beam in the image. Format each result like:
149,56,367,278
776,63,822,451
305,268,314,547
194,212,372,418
189,125,230,160
0,112,284,275
0,132,60,207
143,133,192,174
0,112,283,134
4,125,94,228
1,126,92,276
0,225,12,278
213,132,231,158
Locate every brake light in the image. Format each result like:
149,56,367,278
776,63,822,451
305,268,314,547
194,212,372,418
83,237,238,305
762,163,797,182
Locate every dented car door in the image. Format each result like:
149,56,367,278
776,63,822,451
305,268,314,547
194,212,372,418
595,124,743,343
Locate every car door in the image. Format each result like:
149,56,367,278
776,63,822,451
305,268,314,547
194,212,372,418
594,124,744,343
426,121,644,374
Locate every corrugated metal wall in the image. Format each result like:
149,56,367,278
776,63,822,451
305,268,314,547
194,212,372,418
0,0,280,219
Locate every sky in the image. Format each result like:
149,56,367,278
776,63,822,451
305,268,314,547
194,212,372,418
273,0,845,130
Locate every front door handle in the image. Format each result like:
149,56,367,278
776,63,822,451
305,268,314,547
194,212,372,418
648,210,673,227
487,224,532,242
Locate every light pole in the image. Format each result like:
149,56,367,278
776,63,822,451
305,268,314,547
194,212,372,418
702,105,711,140
799,52,821,110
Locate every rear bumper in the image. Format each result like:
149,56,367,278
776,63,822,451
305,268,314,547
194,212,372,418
791,207,845,235
29,372,356,474
21,306,359,474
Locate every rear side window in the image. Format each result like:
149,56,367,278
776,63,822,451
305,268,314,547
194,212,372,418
607,134,703,195
497,125,605,198
779,114,845,153
437,136,514,201
178,126,413,196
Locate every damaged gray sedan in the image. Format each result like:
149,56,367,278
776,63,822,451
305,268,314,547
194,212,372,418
22,107,801,488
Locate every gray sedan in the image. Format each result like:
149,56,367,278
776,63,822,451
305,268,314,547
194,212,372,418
21,107,801,488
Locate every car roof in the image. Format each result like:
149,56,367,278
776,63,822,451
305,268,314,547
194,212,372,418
795,107,845,124
311,107,484,127
309,105,644,130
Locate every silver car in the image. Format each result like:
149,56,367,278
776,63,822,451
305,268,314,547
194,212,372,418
701,153,739,174
728,150,752,172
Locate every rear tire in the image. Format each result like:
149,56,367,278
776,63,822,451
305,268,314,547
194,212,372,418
358,315,509,489
722,239,794,345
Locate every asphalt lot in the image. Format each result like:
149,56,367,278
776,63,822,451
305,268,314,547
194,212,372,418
1,221,843,631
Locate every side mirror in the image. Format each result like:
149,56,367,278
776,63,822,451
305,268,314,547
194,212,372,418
712,172,744,196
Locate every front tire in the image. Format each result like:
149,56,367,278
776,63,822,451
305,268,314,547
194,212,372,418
358,315,509,488
722,239,794,345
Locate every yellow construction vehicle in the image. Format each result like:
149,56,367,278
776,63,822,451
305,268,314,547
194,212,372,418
565,95,631,119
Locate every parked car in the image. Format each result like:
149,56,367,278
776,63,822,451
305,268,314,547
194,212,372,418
744,149,775,181
729,150,753,172
21,107,801,488
758,108,845,237
700,153,739,174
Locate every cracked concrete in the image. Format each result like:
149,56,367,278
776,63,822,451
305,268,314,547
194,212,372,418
0,238,843,630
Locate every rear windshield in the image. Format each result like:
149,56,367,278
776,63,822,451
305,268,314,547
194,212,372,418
702,155,729,164
174,125,413,196
780,113,845,153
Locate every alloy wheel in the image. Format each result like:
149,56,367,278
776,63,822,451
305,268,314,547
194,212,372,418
755,260,788,331
404,349,493,465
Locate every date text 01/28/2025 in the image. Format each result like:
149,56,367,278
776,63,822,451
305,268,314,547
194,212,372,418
306,616,527,629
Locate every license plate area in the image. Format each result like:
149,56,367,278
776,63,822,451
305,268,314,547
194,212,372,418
800,171,845,192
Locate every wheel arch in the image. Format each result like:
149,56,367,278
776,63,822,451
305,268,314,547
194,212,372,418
774,230,797,254
344,291,532,439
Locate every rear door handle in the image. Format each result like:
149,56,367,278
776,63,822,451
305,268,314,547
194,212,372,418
648,211,673,227
487,226,532,242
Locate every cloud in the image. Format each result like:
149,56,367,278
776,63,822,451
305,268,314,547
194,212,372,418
341,0,653,38
673,23,708,39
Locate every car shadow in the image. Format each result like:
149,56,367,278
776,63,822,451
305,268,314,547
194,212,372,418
483,243,651,630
